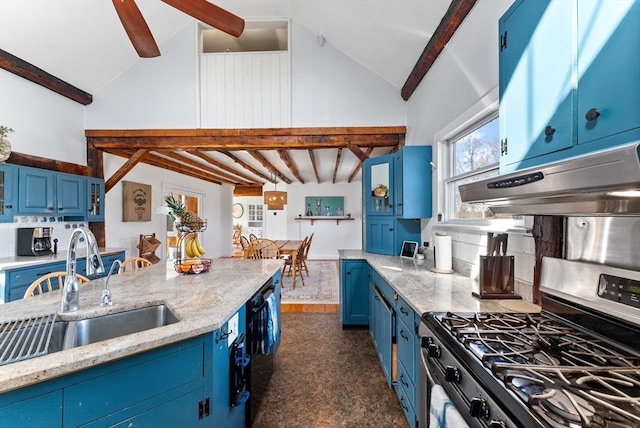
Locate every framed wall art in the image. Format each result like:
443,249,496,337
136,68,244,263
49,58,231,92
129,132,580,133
122,181,152,222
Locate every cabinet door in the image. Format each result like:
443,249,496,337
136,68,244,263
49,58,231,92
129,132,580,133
56,173,85,216
396,146,433,219
364,154,394,216
366,218,395,255
0,389,63,427
577,0,640,147
341,260,370,326
499,0,574,171
376,287,394,387
86,178,105,221
18,167,55,214
0,164,16,222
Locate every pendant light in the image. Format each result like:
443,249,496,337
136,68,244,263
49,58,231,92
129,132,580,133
263,173,287,210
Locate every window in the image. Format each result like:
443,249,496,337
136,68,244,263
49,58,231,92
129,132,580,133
445,115,500,220
247,204,264,223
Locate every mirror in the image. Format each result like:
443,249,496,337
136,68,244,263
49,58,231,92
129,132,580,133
370,163,389,194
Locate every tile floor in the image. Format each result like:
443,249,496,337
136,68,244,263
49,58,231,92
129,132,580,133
253,313,408,427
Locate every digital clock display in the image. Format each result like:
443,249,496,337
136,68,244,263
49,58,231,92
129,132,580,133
598,274,640,309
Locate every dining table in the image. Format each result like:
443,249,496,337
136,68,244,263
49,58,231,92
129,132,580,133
243,239,305,288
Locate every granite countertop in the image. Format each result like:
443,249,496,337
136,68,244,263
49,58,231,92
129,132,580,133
0,248,126,270
338,250,540,315
0,258,283,394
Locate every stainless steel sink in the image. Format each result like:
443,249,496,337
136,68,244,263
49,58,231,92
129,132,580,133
48,305,179,353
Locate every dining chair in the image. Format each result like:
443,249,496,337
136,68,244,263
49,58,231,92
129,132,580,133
24,272,90,298
119,256,153,273
282,237,307,287
239,235,250,250
232,228,242,248
301,232,314,276
247,238,280,259
249,233,258,242
282,236,307,277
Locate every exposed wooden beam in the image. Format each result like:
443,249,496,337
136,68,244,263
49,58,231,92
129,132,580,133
308,149,320,184
187,150,257,183
108,149,222,185
7,151,88,176
277,149,305,184
233,185,263,197
159,151,253,185
347,144,370,163
86,126,406,150
401,0,477,100
332,148,343,184
219,151,271,183
348,147,374,183
249,151,291,184
0,49,93,105
105,149,148,192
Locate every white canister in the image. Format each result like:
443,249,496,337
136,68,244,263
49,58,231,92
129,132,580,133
434,232,453,272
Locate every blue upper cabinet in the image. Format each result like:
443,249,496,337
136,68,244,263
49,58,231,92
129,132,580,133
394,146,432,219
0,164,16,222
499,0,640,173
577,0,640,147
18,167,55,214
56,172,85,216
86,177,105,221
365,154,395,216
18,167,87,218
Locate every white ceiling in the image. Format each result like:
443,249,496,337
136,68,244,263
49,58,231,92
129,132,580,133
0,0,452,93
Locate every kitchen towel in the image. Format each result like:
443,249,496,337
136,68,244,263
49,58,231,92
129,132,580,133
430,384,469,428
266,292,279,354
434,232,453,272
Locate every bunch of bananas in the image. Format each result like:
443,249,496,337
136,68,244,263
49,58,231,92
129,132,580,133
184,234,206,258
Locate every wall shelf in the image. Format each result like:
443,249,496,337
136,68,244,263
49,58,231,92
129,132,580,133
295,216,354,225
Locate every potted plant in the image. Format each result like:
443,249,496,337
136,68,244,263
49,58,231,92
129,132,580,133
0,126,13,163
373,184,389,198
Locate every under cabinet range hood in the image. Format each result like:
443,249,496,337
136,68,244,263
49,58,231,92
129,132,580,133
459,142,640,216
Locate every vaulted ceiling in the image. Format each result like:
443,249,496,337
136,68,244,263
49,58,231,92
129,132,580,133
1,0,478,188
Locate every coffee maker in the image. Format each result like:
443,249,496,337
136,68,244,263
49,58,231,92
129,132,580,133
17,227,54,256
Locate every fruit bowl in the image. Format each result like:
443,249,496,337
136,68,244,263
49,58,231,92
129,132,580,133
174,258,212,275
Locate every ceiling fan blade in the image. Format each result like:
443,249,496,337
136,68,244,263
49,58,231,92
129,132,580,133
112,0,161,58
162,0,245,37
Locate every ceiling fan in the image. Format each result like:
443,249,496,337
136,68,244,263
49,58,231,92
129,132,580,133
112,0,245,58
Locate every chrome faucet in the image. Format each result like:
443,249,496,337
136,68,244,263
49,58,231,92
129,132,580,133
101,259,122,307
61,227,105,313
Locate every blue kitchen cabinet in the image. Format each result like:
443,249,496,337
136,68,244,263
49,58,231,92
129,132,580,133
0,163,16,222
56,172,86,216
17,167,87,218
364,146,430,255
395,295,418,427
18,167,55,215
340,259,370,326
499,0,640,173
394,146,432,219
86,177,105,221
370,270,396,388
0,389,63,427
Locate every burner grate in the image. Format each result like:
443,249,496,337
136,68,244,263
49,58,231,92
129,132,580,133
0,313,57,366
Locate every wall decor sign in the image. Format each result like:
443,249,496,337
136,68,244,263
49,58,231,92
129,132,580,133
122,181,152,222
304,196,345,217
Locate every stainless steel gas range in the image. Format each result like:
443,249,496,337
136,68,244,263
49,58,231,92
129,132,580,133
419,255,640,428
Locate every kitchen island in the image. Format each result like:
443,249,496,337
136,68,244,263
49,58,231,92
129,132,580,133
0,258,283,427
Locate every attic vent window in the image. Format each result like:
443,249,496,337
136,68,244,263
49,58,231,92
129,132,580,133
201,20,288,53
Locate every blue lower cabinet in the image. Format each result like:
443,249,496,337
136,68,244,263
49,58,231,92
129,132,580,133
0,390,63,427
340,259,370,326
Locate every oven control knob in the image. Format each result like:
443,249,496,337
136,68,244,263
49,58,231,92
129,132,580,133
427,343,441,358
444,366,461,383
489,421,506,428
420,336,433,348
469,397,490,419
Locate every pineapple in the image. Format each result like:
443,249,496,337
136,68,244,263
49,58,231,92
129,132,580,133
164,193,204,230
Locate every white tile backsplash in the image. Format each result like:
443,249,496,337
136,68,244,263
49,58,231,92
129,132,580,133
0,218,90,258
